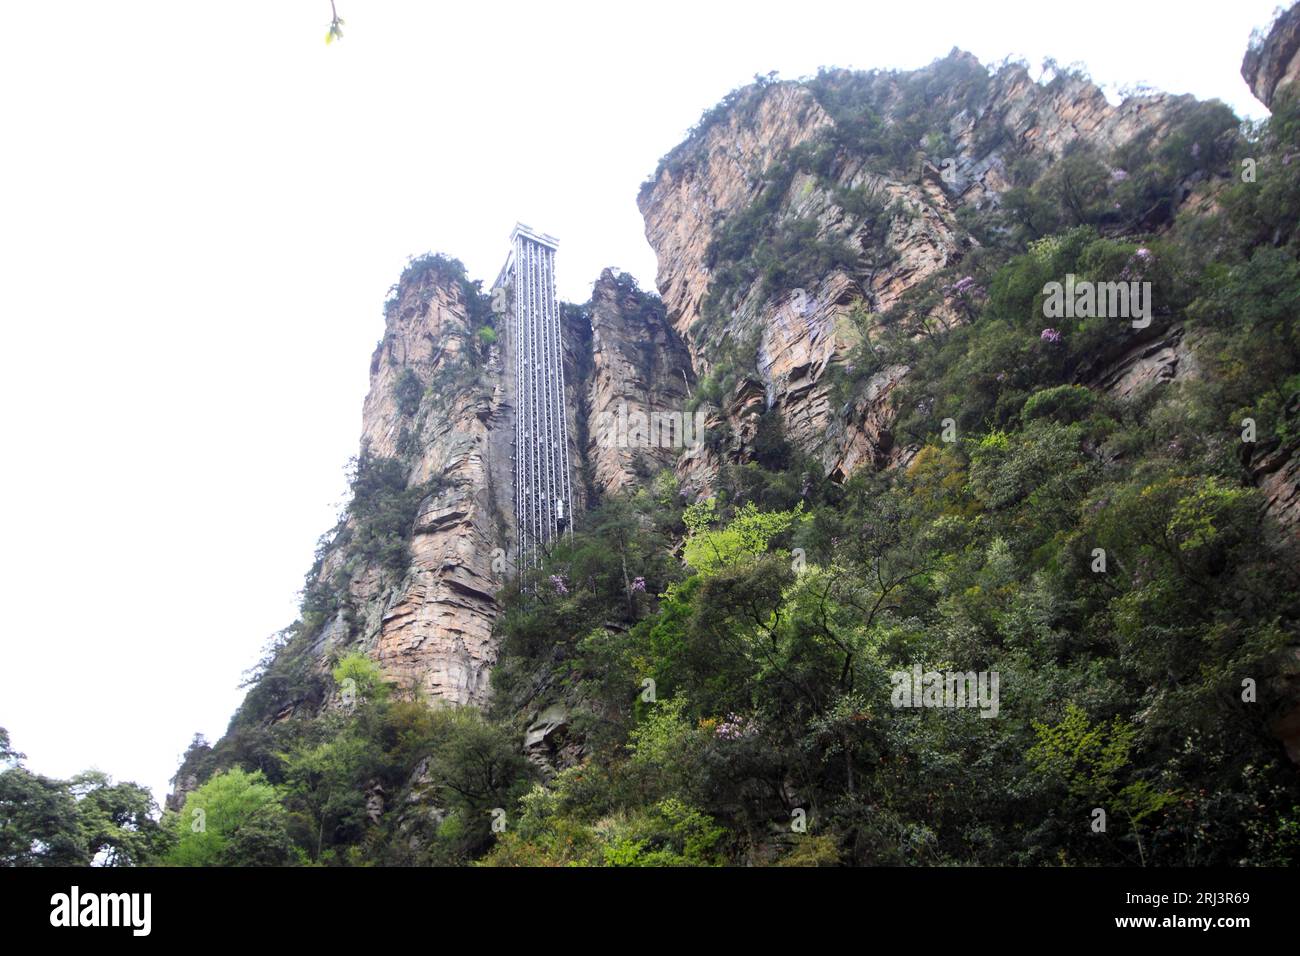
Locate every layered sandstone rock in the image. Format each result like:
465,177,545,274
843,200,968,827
1248,392,1300,535
284,52,1223,722
311,264,514,707
638,82,834,362
582,269,695,497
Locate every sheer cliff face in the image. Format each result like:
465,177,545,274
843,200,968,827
582,269,695,494
637,54,1192,488
639,82,833,358
318,266,514,707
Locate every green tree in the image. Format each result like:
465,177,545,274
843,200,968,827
70,771,169,866
1029,703,1179,865
0,731,167,867
0,767,87,866
166,768,292,867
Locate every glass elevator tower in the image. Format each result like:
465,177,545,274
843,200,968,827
493,224,574,572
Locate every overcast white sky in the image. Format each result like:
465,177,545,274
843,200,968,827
0,0,1282,804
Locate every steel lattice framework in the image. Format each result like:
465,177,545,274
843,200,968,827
494,224,574,572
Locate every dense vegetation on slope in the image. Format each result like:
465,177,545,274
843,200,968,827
477,86,1300,866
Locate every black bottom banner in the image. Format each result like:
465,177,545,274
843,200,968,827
0,865,1285,942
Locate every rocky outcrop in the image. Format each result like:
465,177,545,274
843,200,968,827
826,363,913,480
1255,443,1300,535
389,755,449,859
638,53,1192,489
1247,390,1300,535
253,51,1224,727
1088,325,1200,401
1274,646,1300,764
1244,3,1300,110
164,772,199,814
561,299,595,516
639,82,834,363
522,702,581,775
252,49,1268,733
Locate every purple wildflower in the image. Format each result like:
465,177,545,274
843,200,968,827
1040,328,1063,344
715,713,756,741
1110,168,1129,182
1119,247,1155,282
631,576,646,593
550,574,568,595
948,275,985,300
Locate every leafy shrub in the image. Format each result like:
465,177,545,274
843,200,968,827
1022,384,1098,423
344,454,438,578
392,368,423,417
